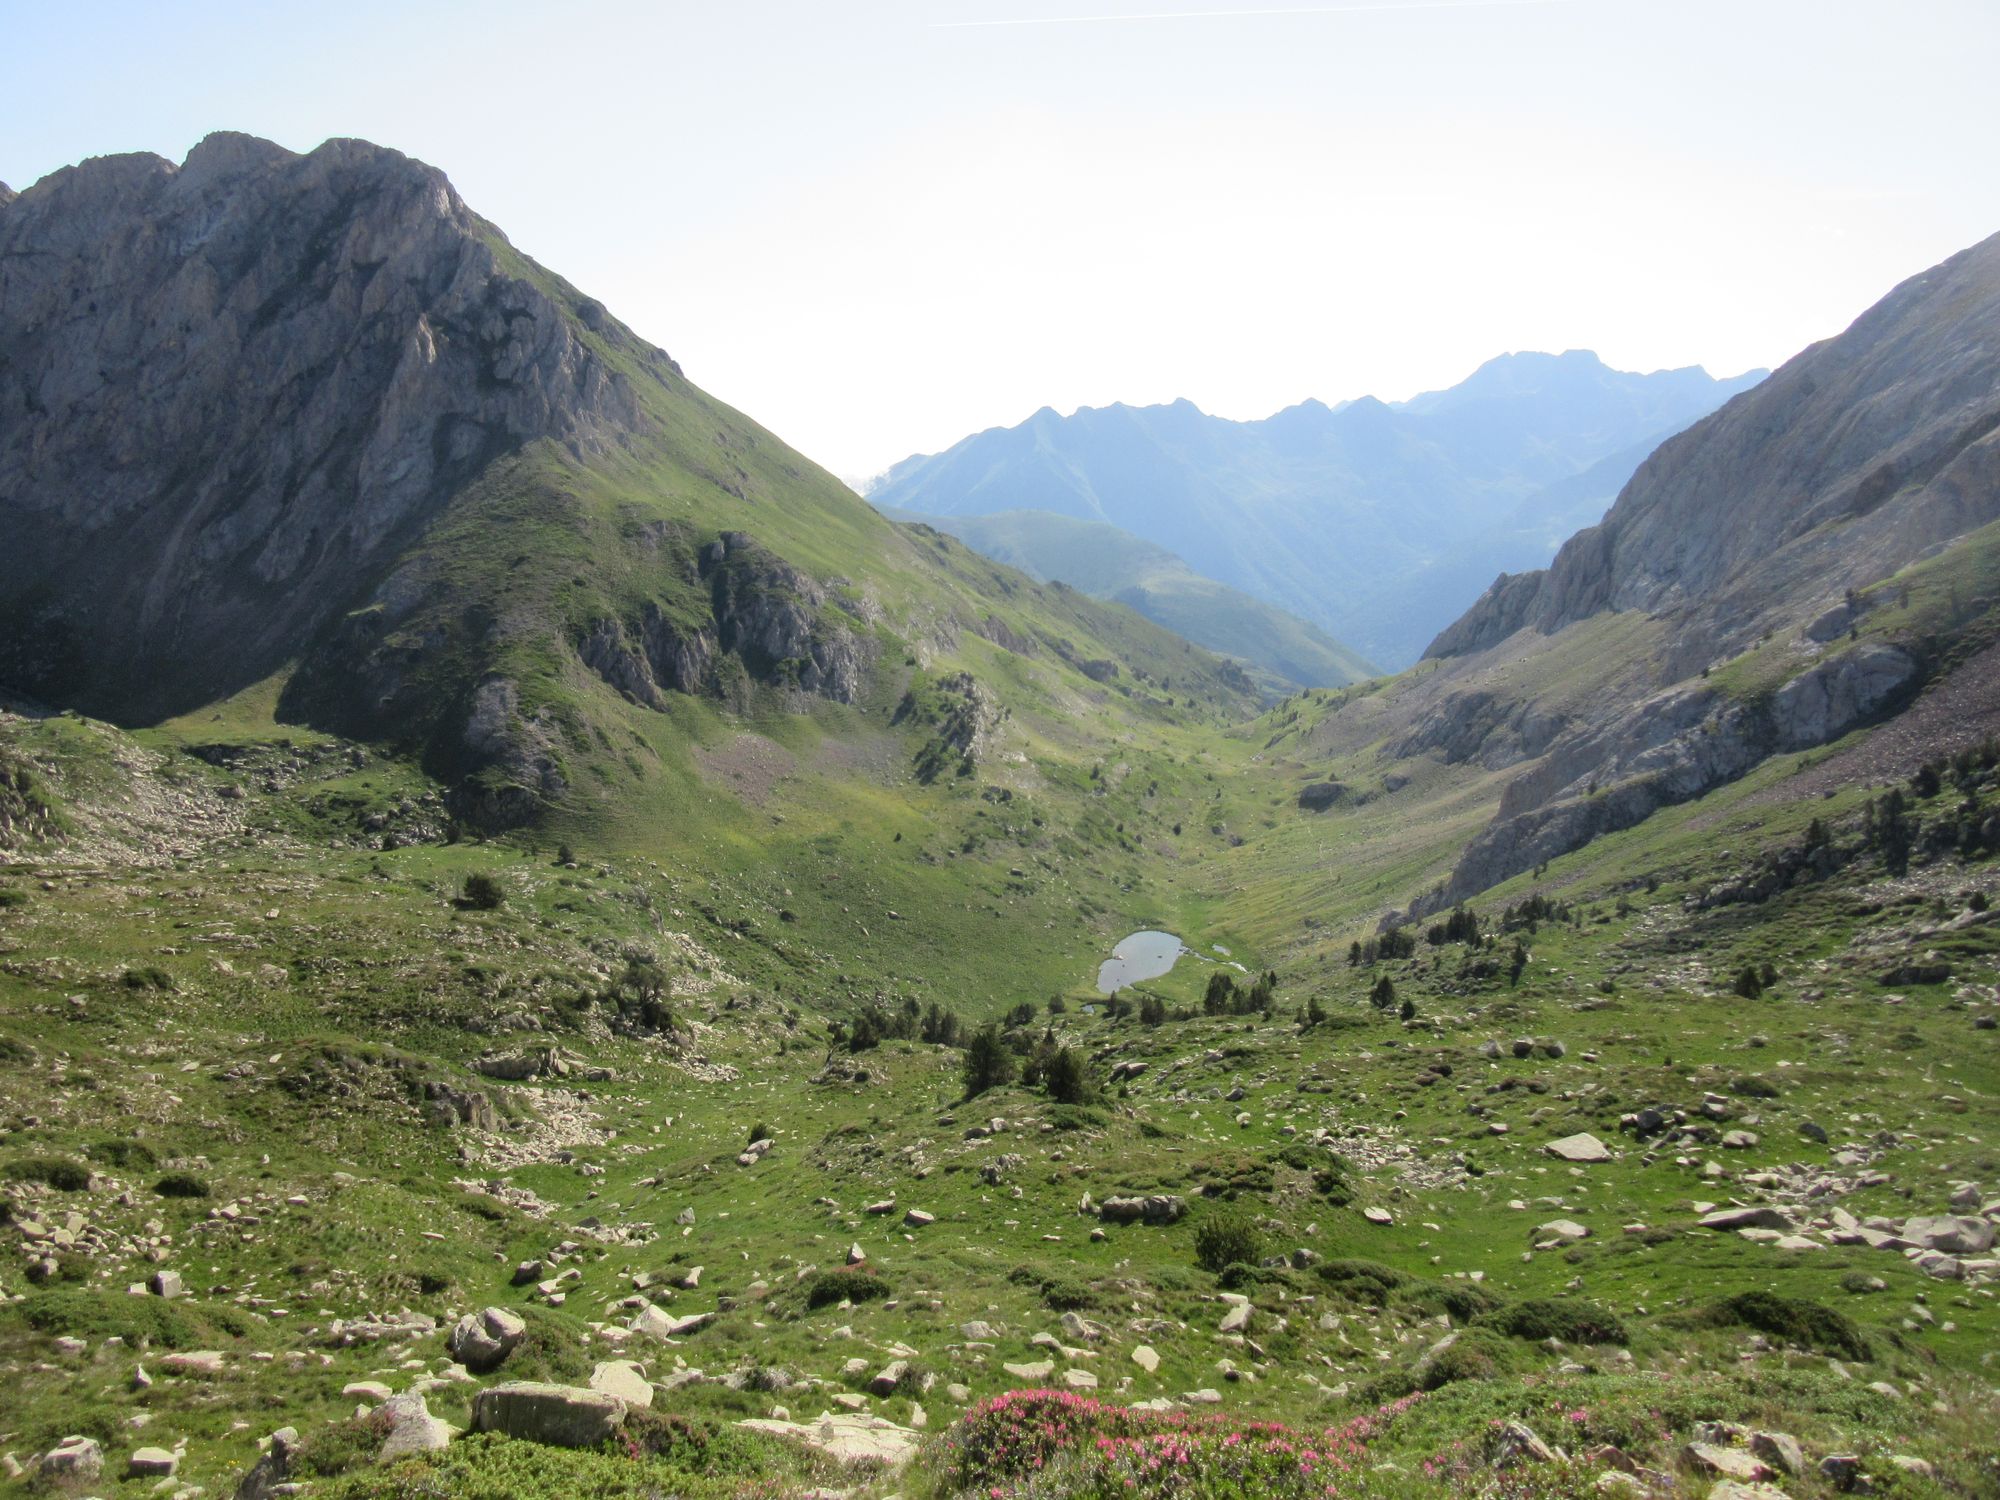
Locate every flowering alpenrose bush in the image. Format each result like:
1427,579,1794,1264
937,1388,1429,1500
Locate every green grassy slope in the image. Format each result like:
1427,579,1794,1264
1,569,1995,1496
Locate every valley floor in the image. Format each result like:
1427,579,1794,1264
1,692,1996,1500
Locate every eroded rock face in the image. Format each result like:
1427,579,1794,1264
1419,640,1919,912
574,531,873,715
0,132,657,722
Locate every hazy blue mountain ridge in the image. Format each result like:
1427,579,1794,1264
869,351,1765,666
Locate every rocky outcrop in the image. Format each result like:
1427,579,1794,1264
1428,231,2000,663
0,132,668,723
575,532,871,712
1419,642,1919,911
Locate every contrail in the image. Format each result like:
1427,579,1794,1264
933,0,1587,26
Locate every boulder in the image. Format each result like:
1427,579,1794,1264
376,1391,453,1460
37,1436,104,1481
1219,1301,1253,1334
471,1381,628,1448
128,1446,179,1478
1132,1345,1160,1373
590,1360,654,1408
737,1412,921,1465
1699,1207,1790,1231
1492,1421,1557,1468
1546,1133,1612,1163
1747,1431,1804,1477
1685,1443,1775,1482
234,1427,298,1500
161,1349,226,1376
869,1360,909,1396
149,1269,185,1299
1903,1215,1994,1255
450,1306,527,1373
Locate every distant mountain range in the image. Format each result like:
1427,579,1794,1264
877,504,1377,694
866,352,1766,669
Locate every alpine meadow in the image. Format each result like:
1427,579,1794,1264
2,11,1999,1500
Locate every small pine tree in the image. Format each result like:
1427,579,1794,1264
460,872,506,910
1734,966,1764,1000
962,1024,1013,1099
1044,1047,1090,1105
1369,974,1396,1011
1399,996,1416,1021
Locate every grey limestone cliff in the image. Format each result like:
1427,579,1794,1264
0,131,664,722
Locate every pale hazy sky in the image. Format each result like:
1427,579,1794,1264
6,0,1998,480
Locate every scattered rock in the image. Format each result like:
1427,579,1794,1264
128,1446,178,1478
1546,1133,1612,1163
450,1306,527,1374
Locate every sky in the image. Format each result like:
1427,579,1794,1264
5,0,1999,483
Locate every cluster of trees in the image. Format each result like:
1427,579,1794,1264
1425,906,1483,946
961,1022,1091,1104
1500,894,1575,934
1347,927,1416,966
841,997,968,1052
1203,969,1279,1017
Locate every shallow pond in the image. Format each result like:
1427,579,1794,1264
1096,929,1186,994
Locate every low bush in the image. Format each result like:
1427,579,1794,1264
1192,1207,1264,1273
500,1304,596,1384
1476,1297,1630,1346
154,1172,211,1199
6,1155,91,1192
1686,1291,1871,1361
459,872,507,910
1314,1258,1409,1307
9,1287,254,1348
86,1138,157,1171
799,1266,892,1310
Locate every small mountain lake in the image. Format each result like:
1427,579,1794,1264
1096,930,1186,994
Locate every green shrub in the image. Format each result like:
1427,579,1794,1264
295,1412,393,1479
7,1156,91,1192
500,1304,595,1384
86,1138,157,1171
1314,1258,1409,1307
9,1287,253,1347
1400,1281,1503,1323
800,1267,891,1310
1477,1297,1629,1346
154,1172,211,1199
121,965,175,991
1688,1291,1871,1361
1038,1275,1096,1310
1192,1208,1265,1274
460,872,507,910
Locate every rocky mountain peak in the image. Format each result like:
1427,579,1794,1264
0,132,675,723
